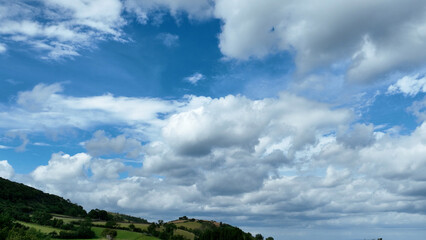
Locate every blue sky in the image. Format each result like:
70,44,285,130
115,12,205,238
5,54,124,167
1,1,426,240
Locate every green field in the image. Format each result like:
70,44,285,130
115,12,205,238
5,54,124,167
92,227,159,240
175,229,195,240
93,221,150,231
52,214,83,224
174,221,203,230
18,221,159,240
18,221,62,234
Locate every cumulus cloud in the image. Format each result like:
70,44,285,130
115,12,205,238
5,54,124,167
336,123,375,148
90,159,126,179
387,74,426,96
31,152,91,183
214,0,426,82
5,83,426,231
85,130,143,158
0,160,14,179
163,94,351,157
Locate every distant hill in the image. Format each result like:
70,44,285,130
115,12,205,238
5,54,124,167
0,177,86,220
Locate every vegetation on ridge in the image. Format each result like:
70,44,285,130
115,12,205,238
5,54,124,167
0,177,275,240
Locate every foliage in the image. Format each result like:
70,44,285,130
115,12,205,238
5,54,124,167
57,219,95,239
101,228,118,238
88,209,112,221
0,213,51,240
112,213,149,224
0,177,86,220
198,224,247,240
7,226,50,240
255,233,264,240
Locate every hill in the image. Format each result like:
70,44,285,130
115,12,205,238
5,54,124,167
0,177,274,240
0,177,86,220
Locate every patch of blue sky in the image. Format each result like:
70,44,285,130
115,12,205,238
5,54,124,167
364,92,423,134
211,51,295,99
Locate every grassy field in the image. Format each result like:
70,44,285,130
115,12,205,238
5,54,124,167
175,229,195,240
93,221,150,231
18,221,62,234
18,221,159,240
92,226,159,240
173,221,203,230
52,214,83,224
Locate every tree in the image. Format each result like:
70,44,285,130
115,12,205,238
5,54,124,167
101,229,117,240
88,209,112,221
30,211,51,225
266,237,274,240
148,222,159,236
129,223,135,231
255,233,264,240
105,220,118,228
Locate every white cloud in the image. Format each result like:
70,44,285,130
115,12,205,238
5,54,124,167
90,159,126,179
5,83,426,231
387,74,426,96
31,152,91,183
17,83,63,111
184,72,205,85
214,0,426,82
157,33,179,47
0,0,125,59
5,131,29,152
409,98,426,122
336,123,375,148
0,83,179,139
123,0,213,24
85,130,143,158
0,160,14,179
163,94,351,157
0,43,6,53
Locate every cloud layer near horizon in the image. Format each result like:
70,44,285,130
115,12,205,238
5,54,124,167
1,83,426,230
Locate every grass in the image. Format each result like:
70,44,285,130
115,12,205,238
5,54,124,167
18,221,62,234
92,227,159,240
51,214,82,224
174,221,203,230
174,229,195,240
92,221,150,231
18,221,159,240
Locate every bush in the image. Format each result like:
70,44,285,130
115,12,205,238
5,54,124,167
101,229,117,239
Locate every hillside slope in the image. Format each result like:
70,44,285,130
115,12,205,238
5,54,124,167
0,177,274,240
0,177,86,219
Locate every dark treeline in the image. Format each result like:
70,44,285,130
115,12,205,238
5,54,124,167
0,177,86,221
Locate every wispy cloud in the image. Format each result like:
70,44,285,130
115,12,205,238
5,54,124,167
157,33,179,47
387,74,426,96
0,43,6,53
0,0,125,59
184,72,204,85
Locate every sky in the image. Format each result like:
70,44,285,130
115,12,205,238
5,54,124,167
1,0,426,239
